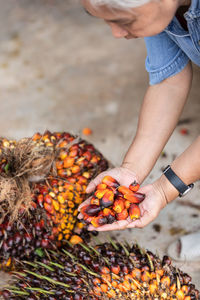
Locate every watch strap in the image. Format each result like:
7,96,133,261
163,165,194,197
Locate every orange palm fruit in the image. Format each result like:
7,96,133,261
102,175,119,188
117,185,132,195
129,181,140,192
94,189,106,199
124,193,141,203
111,265,120,275
161,276,171,287
176,290,185,300
90,197,100,206
125,200,131,209
83,204,101,217
96,183,107,190
133,192,145,202
129,204,141,220
101,190,114,208
91,215,108,228
113,198,125,214
116,209,129,221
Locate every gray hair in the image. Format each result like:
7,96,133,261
88,0,151,9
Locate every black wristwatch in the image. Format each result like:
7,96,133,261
163,165,194,197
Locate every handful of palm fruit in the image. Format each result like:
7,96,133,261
81,176,145,227
1,241,199,299
0,131,108,269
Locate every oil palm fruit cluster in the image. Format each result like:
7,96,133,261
0,131,108,269
81,176,145,228
1,241,199,299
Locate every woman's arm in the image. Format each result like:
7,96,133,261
81,63,194,232
122,62,193,184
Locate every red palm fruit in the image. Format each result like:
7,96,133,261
129,181,140,192
111,265,120,275
175,290,185,300
129,204,141,220
83,214,94,223
103,208,114,218
116,209,128,221
100,266,110,274
81,205,90,217
101,190,114,208
161,276,171,287
124,193,141,203
83,204,101,217
181,285,189,294
112,199,124,214
96,183,107,190
117,185,131,195
93,278,101,286
125,200,131,209
94,189,106,199
133,192,145,202
102,176,119,188
90,197,100,206
141,270,152,282
100,283,108,293
131,268,141,280
149,281,157,294
91,216,108,228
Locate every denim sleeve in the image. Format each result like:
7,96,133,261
144,31,190,85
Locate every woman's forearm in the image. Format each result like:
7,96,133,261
122,62,193,183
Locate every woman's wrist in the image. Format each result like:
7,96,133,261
121,161,144,184
154,174,179,205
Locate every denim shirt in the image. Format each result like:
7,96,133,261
144,0,200,85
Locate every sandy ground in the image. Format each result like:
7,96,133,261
0,0,199,292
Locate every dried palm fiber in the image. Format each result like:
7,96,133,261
0,131,108,269
1,240,199,299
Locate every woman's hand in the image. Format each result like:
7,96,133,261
78,180,167,232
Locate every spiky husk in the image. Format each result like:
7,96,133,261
1,241,199,299
0,131,108,269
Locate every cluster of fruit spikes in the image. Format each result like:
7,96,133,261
81,176,145,228
0,131,108,269
1,240,199,300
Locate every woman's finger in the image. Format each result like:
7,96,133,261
86,172,110,193
78,197,91,211
127,210,152,228
88,219,131,232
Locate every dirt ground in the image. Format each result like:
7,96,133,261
0,0,199,291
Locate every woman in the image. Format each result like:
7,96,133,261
79,0,200,261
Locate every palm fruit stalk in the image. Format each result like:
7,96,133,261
81,176,145,227
0,131,108,269
1,241,199,299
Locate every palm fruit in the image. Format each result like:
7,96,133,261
0,131,108,269
2,241,199,299
81,176,145,227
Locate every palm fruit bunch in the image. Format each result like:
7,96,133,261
80,176,145,228
1,241,199,300
0,131,108,269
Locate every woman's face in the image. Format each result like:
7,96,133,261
82,0,181,38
